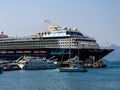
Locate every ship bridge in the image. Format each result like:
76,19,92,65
36,20,85,38
37,27,85,38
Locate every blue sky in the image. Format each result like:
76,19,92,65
0,0,120,46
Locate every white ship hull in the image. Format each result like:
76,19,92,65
18,56,58,70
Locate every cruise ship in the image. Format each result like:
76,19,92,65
0,21,113,66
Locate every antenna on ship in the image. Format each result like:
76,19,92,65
44,19,52,26
44,20,60,31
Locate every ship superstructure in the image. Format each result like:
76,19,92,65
0,21,113,65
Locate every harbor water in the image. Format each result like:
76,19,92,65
0,61,120,90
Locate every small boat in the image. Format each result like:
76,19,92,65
17,56,58,70
0,64,3,74
3,63,21,71
59,63,87,72
92,62,107,68
59,57,87,72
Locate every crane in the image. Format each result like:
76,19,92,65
44,20,60,31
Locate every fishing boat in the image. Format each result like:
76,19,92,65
17,56,58,70
59,60,87,72
59,52,87,72
92,60,107,68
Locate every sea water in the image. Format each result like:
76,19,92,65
0,62,120,90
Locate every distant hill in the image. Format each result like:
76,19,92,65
103,44,120,61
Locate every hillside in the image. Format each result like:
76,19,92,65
103,44,120,61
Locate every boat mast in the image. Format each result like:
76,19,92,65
44,19,52,29
78,46,80,60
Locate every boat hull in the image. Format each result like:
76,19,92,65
0,48,113,62
21,64,58,70
59,67,87,72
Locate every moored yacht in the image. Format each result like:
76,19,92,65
17,56,58,70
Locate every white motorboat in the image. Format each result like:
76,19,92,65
59,63,87,72
18,56,58,70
